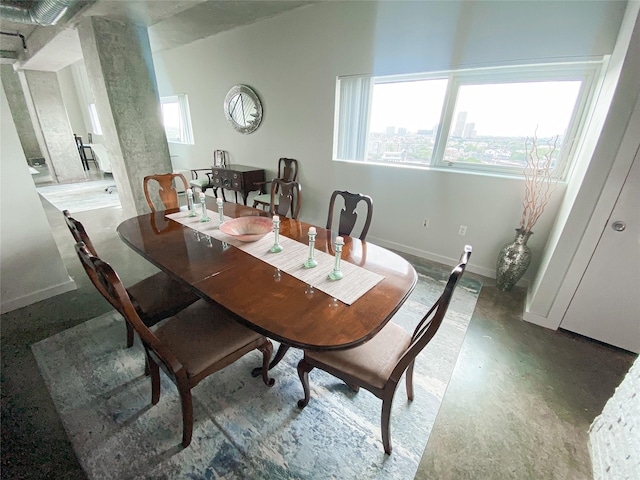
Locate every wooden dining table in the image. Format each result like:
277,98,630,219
117,200,417,363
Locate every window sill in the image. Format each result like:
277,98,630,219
333,158,568,184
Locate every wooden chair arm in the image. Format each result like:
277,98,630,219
190,167,213,180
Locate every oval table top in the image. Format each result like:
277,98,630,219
117,201,417,351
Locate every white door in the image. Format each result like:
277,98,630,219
560,152,640,353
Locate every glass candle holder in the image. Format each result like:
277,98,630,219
270,215,283,253
187,189,197,217
328,236,344,280
217,197,224,225
303,226,318,268
199,193,210,222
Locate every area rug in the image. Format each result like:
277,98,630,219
32,263,481,479
37,179,120,213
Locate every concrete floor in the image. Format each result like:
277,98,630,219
1,184,636,479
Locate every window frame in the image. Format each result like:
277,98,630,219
334,61,604,180
160,94,194,145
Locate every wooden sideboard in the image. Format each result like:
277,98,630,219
210,164,265,205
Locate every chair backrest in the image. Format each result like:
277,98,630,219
326,190,373,241
270,179,302,219
63,209,98,256
213,149,229,167
389,245,472,383
143,173,189,212
276,157,298,182
74,242,180,371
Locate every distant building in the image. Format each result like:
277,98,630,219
462,122,476,138
398,127,407,136
453,112,467,137
386,126,396,135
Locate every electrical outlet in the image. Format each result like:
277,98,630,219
458,225,467,236
423,218,430,228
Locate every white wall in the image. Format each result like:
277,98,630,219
57,64,86,139
152,0,625,279
0,80,76,314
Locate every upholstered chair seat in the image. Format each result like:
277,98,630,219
304,322,410,390
153,300,267,381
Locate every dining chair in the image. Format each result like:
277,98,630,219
63,210,199,347
296,245,472,454
269,178,302,219
74,133,96,171
190,149,229,199
326,190,373,241
263,190,370,371
143,172,189,212
252,157,299,210
75,241,275,447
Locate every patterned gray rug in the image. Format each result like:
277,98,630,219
37,179,120,213
32,264,481,479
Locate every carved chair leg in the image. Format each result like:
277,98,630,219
179,387,194,448
125,321,134,348
297,357,314,408
251,342,290,378
148,354,161,405
406,360,415,401
258,340,275,386
381,389,395,455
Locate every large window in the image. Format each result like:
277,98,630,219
161,94,194,144
334,62,602,178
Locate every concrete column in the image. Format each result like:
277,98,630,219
0,65,43,163
23,70,86,183
77,16,172,217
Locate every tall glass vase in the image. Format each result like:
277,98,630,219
496,228,533,291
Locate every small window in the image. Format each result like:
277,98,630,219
160,94,194,144
334,62,601,179
88,103,102,135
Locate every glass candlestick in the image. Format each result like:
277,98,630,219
270,215,283,253
216,197,224,225
328,236,344,280
199,193,210,222
187,189,197,217
303,226,318,268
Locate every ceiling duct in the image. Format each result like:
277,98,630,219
0,0,76,26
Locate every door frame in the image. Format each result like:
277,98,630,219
556,95,640,330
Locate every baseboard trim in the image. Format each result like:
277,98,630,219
1,276,77,314
367,235,496,279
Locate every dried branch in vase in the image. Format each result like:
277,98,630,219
520,132,560,232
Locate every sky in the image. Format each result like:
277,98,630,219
369,79,582,138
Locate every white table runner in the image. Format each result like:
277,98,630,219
166,210,384,305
